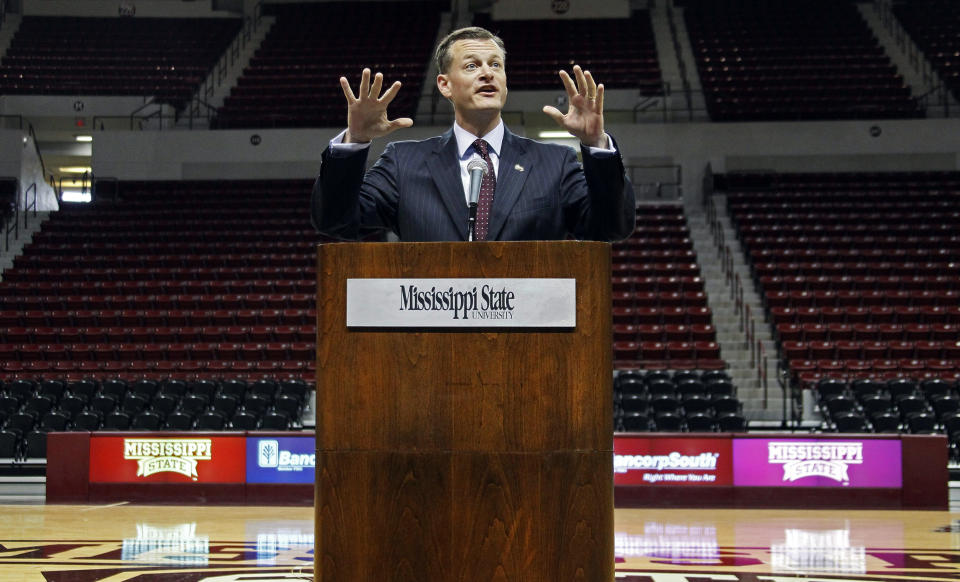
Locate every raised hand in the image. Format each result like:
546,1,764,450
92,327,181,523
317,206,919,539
340,68,414,143
541,65,607,149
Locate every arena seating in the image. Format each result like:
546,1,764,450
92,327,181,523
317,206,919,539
611,204,724,372
472,11,663,94
682,0,923,121
718,170,960,388
0,183,729,451
0,16,241,108
0,179,322,381
614,369,746,432
0,179,325,458
213,1,445,129
810,375,960,458
0,376,311,460
893,0,960,103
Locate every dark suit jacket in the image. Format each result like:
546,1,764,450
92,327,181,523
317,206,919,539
311,127,635,242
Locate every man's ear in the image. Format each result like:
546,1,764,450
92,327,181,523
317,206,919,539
437,74,451,99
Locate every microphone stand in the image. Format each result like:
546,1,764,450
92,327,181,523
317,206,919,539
467,202,478,241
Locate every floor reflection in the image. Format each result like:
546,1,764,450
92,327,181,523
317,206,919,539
248,522,314,566
616,521,720,564
122,522,209,566
770,526,866,574
0,506,956,581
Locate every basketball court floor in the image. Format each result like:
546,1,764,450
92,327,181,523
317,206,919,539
0,502,959,581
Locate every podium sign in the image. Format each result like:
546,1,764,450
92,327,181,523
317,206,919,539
316,241,614,582
346,277,576,327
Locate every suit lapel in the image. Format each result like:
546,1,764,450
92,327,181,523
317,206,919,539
487,129,530,241
425,129,469,241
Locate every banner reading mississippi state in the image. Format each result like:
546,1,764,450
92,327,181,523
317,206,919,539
613,436,733,486
732,438,902,488
89,436,246,483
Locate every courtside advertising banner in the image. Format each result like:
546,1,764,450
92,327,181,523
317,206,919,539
613,436,733,486
89,436,246,483
246,436,315,484
732,438,903,488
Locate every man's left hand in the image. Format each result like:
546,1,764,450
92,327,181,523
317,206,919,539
542,65,607,149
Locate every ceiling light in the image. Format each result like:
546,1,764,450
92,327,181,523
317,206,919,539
61,190,91,203
75,135,93,142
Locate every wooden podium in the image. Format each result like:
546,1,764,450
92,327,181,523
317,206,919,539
315,241,613,582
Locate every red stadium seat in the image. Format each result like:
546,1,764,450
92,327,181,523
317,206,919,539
835,341,862,360
801,323,828,341
808,341,836,359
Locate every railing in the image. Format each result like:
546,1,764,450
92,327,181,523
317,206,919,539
672,87,710,121
873,0,935,88
27,122,48,181
187,99,219,129
776,357,800,430
1,177,18,251
23,181,36,229
706,195,725,254
190,2,266,124
723,246,734,296
872,0,957,117
758,339,768,413
130,100,165,130
57,171,93,204
83,4,263,130
632,83,671,123
91,99,167,131
713,185,778,417
917,83,952,118
665,3,693,121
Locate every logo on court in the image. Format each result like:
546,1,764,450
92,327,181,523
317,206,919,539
767,441,863,484
123,438,213,480
259,440,280,468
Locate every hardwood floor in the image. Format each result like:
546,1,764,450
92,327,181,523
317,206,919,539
0,504,957,581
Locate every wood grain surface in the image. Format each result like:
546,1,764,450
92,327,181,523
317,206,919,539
315,241,614,582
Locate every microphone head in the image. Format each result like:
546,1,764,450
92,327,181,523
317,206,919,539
467,157,488,175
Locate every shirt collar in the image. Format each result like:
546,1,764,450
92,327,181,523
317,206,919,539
454,120,504,159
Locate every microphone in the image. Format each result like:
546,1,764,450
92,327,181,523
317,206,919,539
467,157,487,206
466,157,487,241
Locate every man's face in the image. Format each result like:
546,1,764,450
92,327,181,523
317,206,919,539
437,38,508,119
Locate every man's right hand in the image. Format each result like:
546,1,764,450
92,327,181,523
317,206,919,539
340,68,414,143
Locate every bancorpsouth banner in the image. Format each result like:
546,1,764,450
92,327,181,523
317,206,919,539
613,437,734,486
345,278,576,327
246,436,315,484
732,438,902,488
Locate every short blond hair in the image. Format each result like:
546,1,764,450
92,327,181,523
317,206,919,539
434,26,506,74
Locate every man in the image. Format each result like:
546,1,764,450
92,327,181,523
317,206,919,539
310,26,635,242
